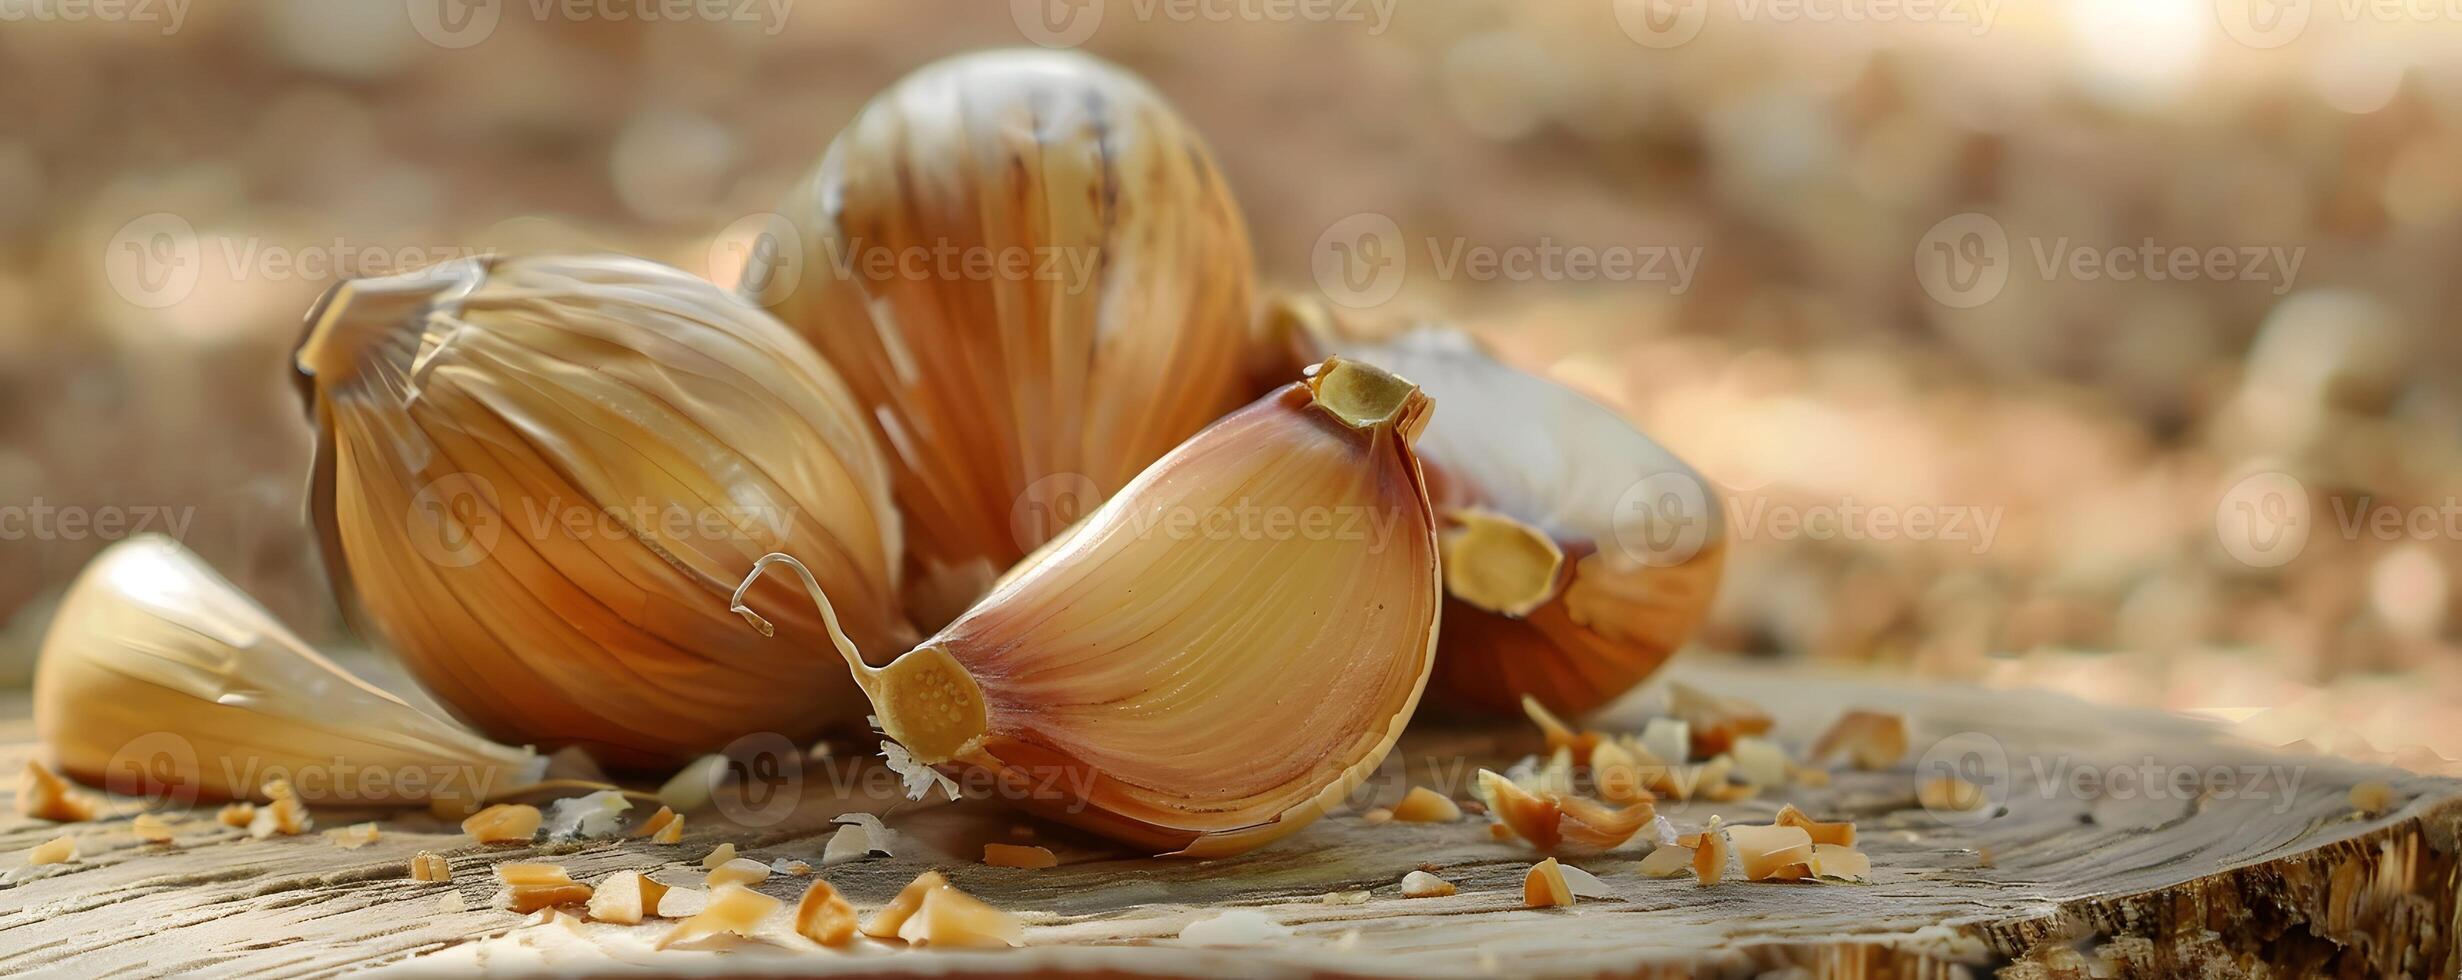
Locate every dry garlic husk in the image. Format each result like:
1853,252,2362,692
294,254,912,768
1261,298,1724,717
32,536,541,805
745,49,1257,630
735,357,1441,857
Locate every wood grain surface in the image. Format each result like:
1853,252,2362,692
0,661,2455,979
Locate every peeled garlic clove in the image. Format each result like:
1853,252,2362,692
32,536,541,806
747,49,1258,630
295,254,912,769
1262,297,1724,718
736,357,1442,857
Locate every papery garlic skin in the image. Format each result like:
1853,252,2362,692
738,357,1441,857
1262,298,1725,717
746,49,1257,630
296,254,911,768
32,536,542,805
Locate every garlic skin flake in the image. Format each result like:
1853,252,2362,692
737,358,1443,857
1261,299,1726,717
294,254,912,768
748,49,1258,630
32,536,541,805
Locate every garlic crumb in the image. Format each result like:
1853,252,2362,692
410,851,453,883
131,813,175,844
17,761,97,822
705,857,769,888
983,843,1058,868
659,882,781,949
1391,787,1463,823
325,822,380,849
793,879,857,946
217,803,256,829
1399,869,1455,898
462,803,541,843
1522,857,1574,908
700,842,737,869
27,835,76,866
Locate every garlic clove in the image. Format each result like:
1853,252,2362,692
734,357,1442,858
32,536,542,806
747,50,1258,631
295,254,912,769
1260,297,1725,717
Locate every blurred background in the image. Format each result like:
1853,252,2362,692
1,0,2455,771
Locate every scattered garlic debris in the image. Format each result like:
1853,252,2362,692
131,813,174,844
1811,843,1872,881
651,813,685,844
1557,862,1614,898
1323,890,1371,905
1180,909,1295,944
793,879,858,946
1638,718,1690,766
27,835,76,866
1400,870,1456,898
410,851,453,883
1918,775,1987,812
1487,823,1514,841
249,780,312,838
1587,739,1653,804
658,882,781,949
17,761,97,822
1809,710,1909,771
633,805,680,839
861,871,949,938
657,755,724,813
1391,787,1463,823
983,843,1058,869
587,870,669,924
1638,845,1693,878
437,892,466,913
899,885,1024,948
543,791,632,840
701,843,738,869
1684,817,1729,886
325,822,380,849
1773,804,1857,846
821,824,875,865
1362,808,1394,824
217,803,255,828
1725,825,1814,880
706,858,770,888
772,858,813,876
1729,737,1790,788
1666,683,1773,757
1521,696,1601,763
1523,858,1575,908
463,803,541,844
2350,781,2396,815
1475,769,1655,852
492,862,593,913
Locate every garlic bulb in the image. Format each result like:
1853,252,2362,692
735,357,1441,857
33,536,542,805
295,254,911,768
745,49,1257,629
1262,298,1725,716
